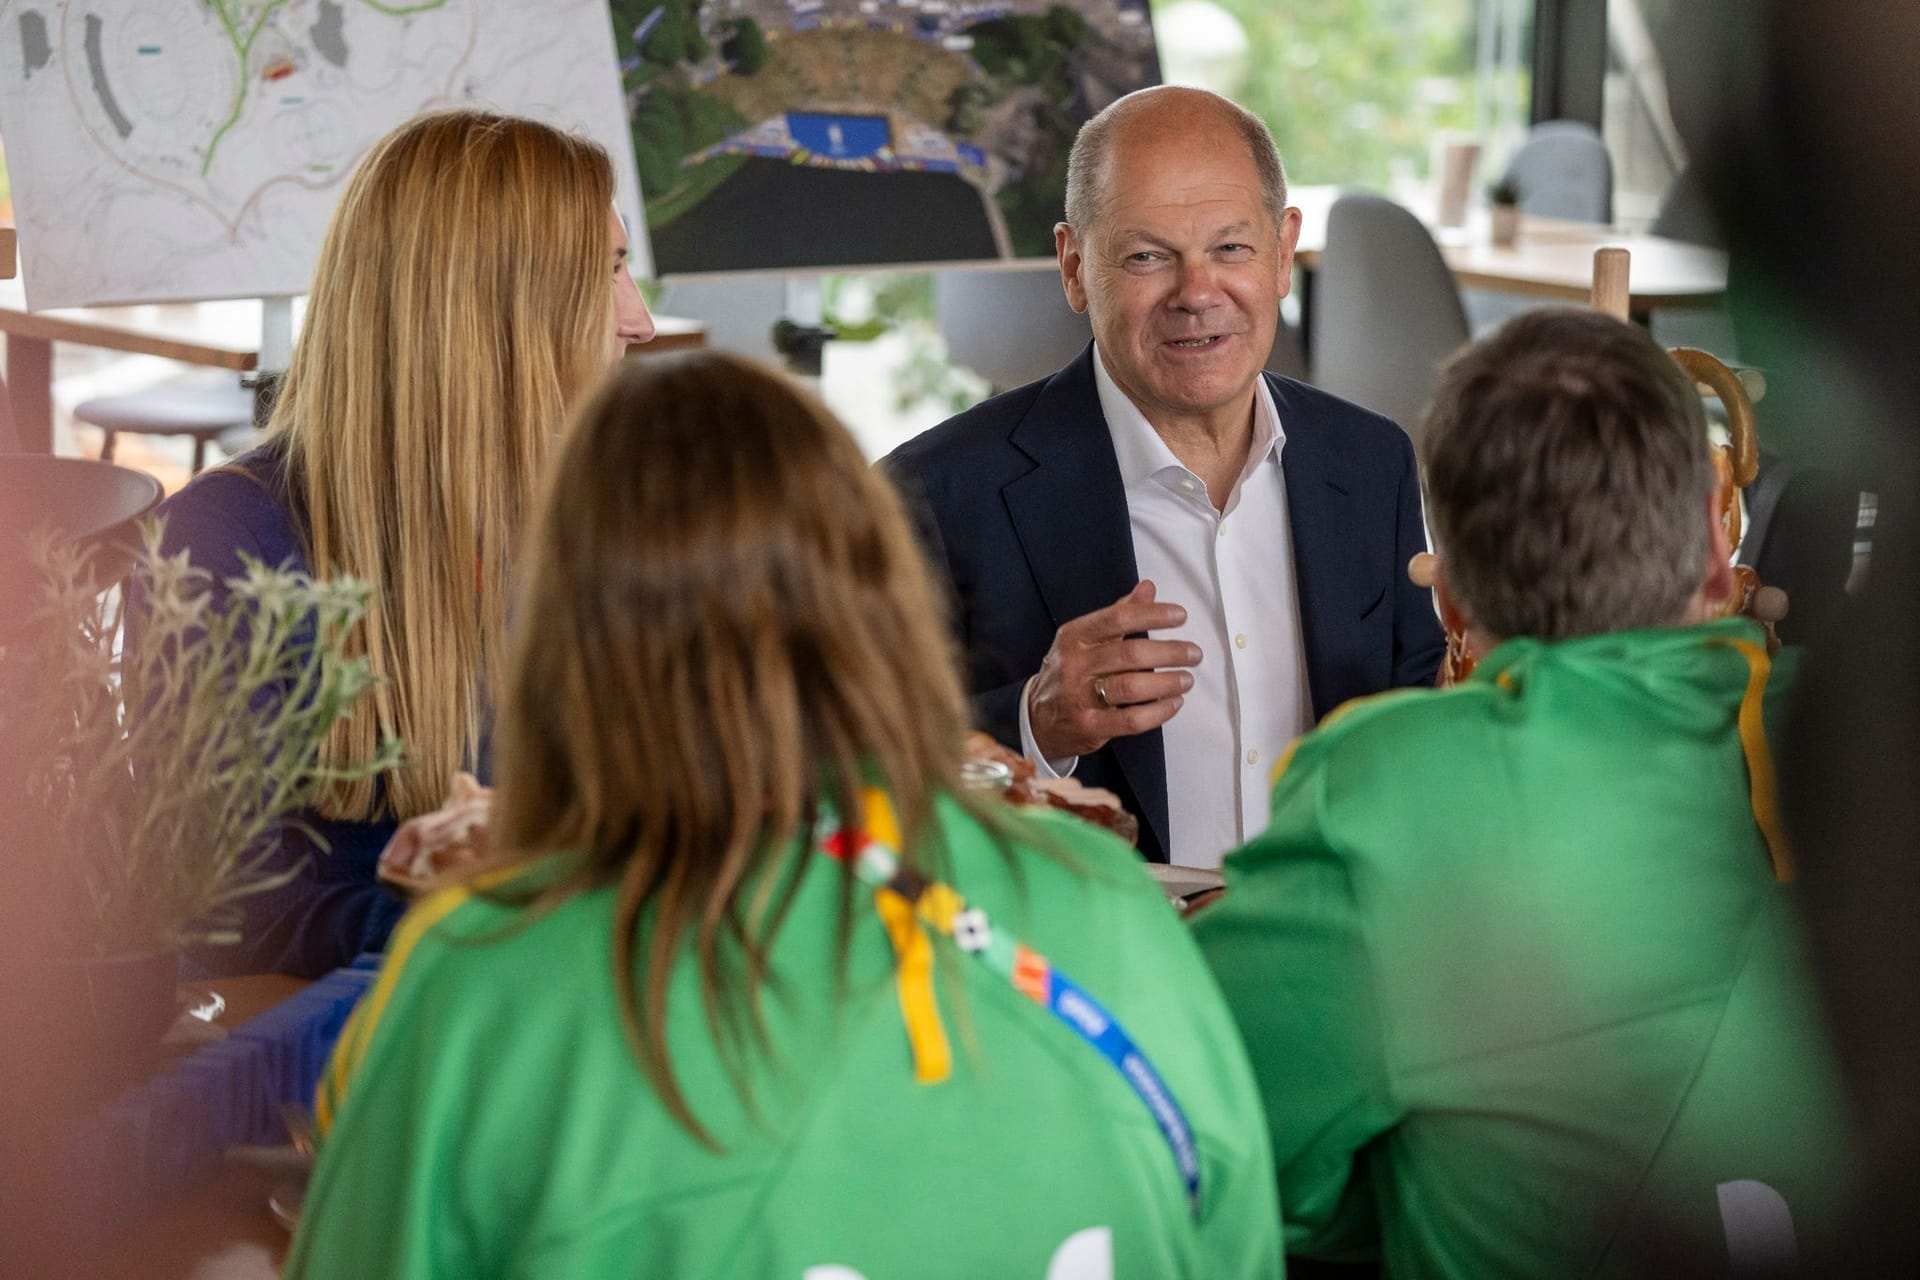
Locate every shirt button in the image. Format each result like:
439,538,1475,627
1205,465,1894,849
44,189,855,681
1246,748,1260,765
1234,633,1248,649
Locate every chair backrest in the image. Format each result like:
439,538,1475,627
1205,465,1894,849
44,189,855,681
1739,453,1860,643
933,268,1092,394
1502,120,1614,224
1309,192,1471,438
1265,319,1309,382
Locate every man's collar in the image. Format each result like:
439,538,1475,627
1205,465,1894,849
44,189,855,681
1091,344,1285,495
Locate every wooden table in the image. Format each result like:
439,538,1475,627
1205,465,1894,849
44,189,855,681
1288,184,1728,315
0,278,259,455
187,972,313,1028
0,274,707,454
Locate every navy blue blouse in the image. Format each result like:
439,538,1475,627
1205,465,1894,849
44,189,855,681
148,445,435,977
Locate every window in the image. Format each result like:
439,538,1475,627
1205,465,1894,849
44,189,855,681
1602,0,1687,227
1151,0,1534,192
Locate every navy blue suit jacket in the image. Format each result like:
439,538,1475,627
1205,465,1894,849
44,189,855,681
884,345,1445,864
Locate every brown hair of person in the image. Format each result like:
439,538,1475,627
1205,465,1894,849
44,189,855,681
268,108,615,820
492,352,982,1143
1420,307,1715,640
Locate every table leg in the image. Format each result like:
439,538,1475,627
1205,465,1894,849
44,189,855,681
6,332,54,454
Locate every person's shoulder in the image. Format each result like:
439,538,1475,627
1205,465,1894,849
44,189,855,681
314,860,611,1136
418,858,606,955
156,444,302,568
1265,372,1414,458
162,443,288,511
353,861,611,1040
1273,683,1496,798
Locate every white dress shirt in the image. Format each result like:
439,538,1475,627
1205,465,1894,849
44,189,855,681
1019,346,1312,868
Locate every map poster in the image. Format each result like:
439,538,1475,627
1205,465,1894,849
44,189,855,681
616,1,1160,276
0,1,646,310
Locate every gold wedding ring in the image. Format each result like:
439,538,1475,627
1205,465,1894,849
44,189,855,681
1094,676,1112,709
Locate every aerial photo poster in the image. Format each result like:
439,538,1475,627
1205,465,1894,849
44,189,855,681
617,1,1161,275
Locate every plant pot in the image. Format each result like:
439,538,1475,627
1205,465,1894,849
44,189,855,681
1491,203,1522,248
36,948,181,1063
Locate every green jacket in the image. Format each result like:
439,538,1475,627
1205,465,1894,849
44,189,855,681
287,796,1282,1280
1193,619,1845,1278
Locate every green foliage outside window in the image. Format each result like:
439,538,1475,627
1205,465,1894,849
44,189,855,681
1162,0,1529,190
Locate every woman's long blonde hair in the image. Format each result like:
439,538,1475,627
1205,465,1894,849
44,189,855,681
270,109,615,820
495,352,977,1141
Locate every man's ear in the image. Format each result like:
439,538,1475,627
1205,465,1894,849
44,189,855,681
1274,205,1304,301
1056,222,1090,314
1701,487,1737,609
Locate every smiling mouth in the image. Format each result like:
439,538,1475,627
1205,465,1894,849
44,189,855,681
1164,335,1227,349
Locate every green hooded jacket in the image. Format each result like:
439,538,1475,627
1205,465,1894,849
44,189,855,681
287,797,1282,1280
1193,618,1845,1277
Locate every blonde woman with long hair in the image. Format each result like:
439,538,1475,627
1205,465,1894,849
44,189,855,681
147,109,654,976
285,353,1283,1279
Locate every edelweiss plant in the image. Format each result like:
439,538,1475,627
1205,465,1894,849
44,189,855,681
0,520,401,957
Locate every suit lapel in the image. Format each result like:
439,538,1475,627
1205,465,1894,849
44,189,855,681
1269,374,1364,720
1003,347,1139,626
1002,346,1171,861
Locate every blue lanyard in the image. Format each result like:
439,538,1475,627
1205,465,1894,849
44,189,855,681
818,794,1202,1217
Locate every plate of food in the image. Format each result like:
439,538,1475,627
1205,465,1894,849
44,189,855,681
962,732,1140,845
377,771,494,896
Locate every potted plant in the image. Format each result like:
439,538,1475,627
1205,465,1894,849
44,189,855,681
0,520,399,1058
1489,178,1523,247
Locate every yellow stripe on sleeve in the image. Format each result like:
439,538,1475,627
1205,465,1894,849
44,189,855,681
1717,637,1795,882
313,863,528,1137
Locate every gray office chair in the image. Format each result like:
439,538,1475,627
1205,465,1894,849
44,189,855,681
934,269,1091,393
1739,451,1861,644
1501,120,1614,224
1310,193,1471,439
1265,318,1309,382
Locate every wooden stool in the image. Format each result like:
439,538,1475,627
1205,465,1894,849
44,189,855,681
73,384,256,475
